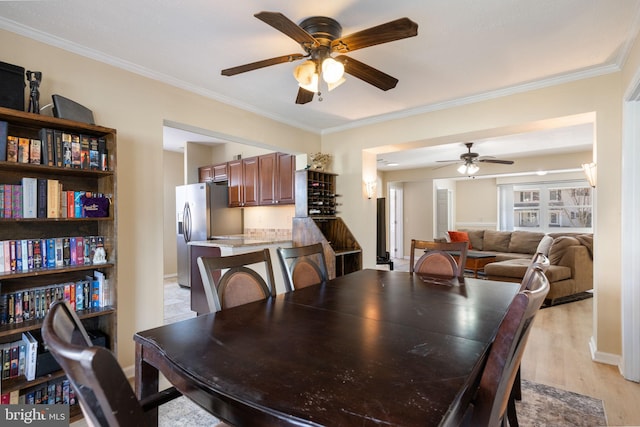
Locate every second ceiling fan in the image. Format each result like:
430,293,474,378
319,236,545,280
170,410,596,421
221,11,418,104
437,142,515,175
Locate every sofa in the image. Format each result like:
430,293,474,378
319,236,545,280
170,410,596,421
448,229,593,305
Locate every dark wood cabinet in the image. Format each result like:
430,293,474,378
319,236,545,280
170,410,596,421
258,153,276,205
276,153,295,205
212,163,228,182
227,157,259,207
227,159,243,207
199,163,228,183
198,165,213,183
242,157,259,207
258,152,295,205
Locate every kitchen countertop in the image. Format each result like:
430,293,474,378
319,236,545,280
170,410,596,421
189,236,292,248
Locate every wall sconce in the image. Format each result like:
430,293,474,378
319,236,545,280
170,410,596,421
582,162,597,188
365,181,377,199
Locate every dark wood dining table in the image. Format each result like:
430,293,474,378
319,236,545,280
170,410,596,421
134,269,518,427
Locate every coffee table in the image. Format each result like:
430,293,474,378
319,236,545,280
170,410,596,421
452,252,496,278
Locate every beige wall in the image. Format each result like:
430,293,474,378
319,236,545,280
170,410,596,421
0,29,321,368
163,151,184,276
325,77,622,359
3,24,635,367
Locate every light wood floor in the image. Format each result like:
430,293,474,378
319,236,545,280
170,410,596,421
521,298,640,426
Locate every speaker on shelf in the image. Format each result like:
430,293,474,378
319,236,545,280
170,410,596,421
52,94,95,124
0,61,25,111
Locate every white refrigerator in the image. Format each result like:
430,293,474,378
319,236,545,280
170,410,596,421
176,182,242,287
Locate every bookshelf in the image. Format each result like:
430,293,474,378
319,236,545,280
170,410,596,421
0,107,117,419
293,169,361,279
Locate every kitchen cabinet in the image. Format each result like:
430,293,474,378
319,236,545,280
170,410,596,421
228,157,258,207
198,163,228,183
258,152,295,205
198,165,213,183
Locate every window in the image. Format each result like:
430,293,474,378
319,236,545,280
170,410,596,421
499,180,592,232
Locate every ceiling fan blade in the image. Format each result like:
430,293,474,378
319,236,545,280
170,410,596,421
336,55,398,91
254,11,319,48
295,87,314,104
331,18,418,53
221,54,305,76
436,160,462,163
479,159,514,165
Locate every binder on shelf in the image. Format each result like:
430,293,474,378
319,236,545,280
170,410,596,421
21,177,37,218
22,331,37,381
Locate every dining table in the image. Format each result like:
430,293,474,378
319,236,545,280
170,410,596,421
134,268,519,426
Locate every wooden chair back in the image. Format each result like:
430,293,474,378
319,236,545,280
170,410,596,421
469,261,550,426
410,239,468,277
277,243,329,292
197,248,275,312
41,301,180,427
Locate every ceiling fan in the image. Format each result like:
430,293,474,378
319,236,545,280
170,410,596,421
437,142,515,175
221,11,418,104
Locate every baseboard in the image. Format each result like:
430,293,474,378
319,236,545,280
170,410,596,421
164,273,177,279
123,364,135,380
589,335,622,366
123,364,172,390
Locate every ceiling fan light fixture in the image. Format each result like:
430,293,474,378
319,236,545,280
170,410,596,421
321,57,344,84
457,163,479,175
293,60,317,86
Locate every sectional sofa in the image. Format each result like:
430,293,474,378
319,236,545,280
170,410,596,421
448,229,593,305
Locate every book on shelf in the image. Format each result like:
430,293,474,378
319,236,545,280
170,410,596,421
53,129,63,167
46,179,60,218
89,136,99,170
12,184,22,218
36,178,47,218
0,120,7,162
71,134,81,169
39,127,55,166
17,137,29,163
29,139,41,165
61,132,72,168
6,135,18,163
80,134,90,169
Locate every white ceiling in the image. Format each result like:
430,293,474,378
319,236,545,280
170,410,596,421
1,1,638,170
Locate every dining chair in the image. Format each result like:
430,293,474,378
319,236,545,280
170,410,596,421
465,260,550,427
277,243,329,292
519,252,550,291
41,301,183,427
409,239,468,276
197,248,275,312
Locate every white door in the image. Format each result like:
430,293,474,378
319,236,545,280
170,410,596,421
389,185,404,259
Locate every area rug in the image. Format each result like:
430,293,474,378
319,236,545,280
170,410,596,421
516,379,607,427
158,379,607,426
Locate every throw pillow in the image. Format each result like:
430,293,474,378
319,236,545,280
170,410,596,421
548,236,580,264
483,230,511,252
536,235,554,256
508,231,545,254
462,229,485,251
448,231,472,249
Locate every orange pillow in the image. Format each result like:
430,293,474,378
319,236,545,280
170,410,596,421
448,231,472,249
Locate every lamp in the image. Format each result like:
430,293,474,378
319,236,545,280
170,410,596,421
321,57,345,84
365,181,377,199
457,162,479,175
582,162,596,187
